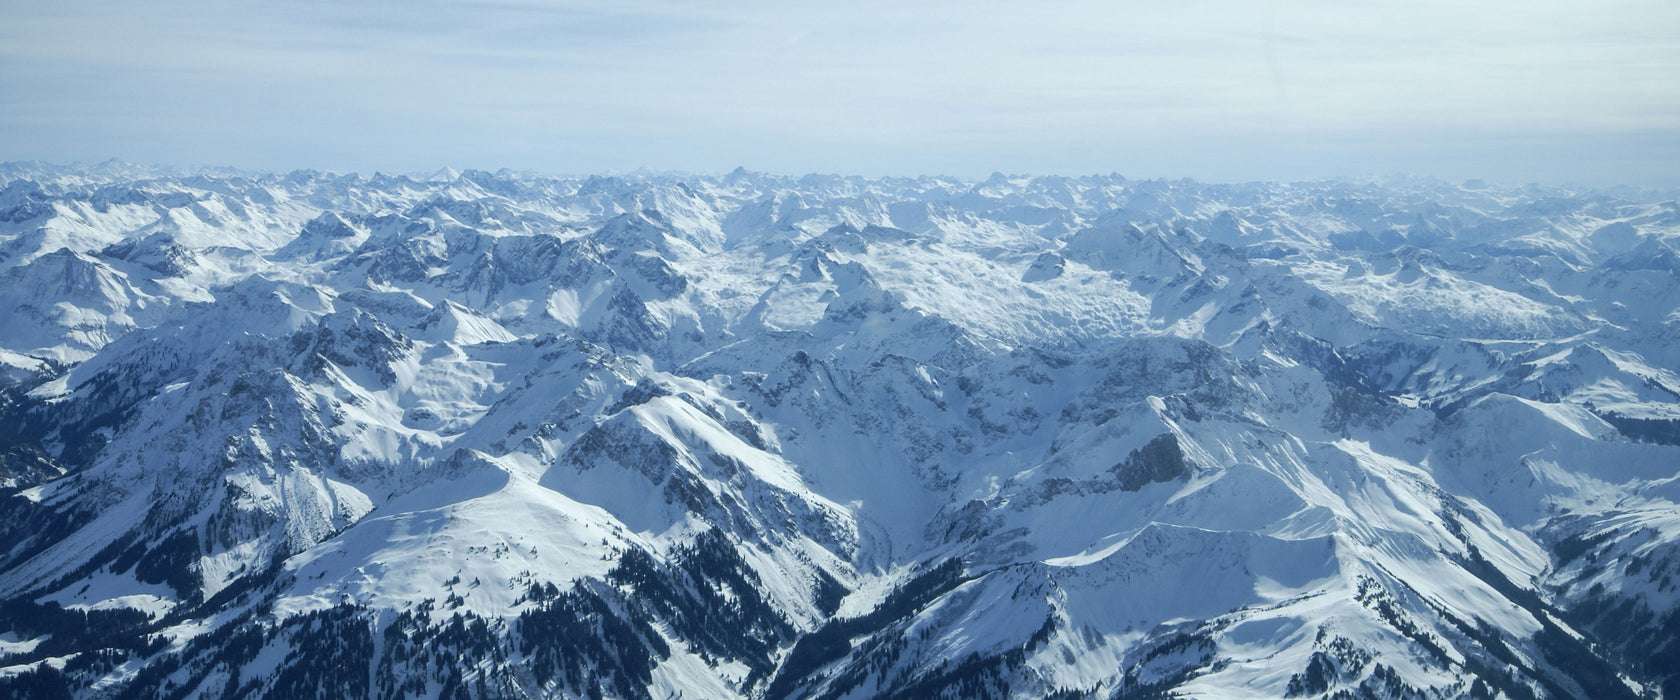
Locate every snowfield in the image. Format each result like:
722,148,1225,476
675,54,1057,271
0,163,1678,699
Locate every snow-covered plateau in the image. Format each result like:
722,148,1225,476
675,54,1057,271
1,162,1678,699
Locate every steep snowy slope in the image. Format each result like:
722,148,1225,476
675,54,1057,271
1,163,1678,699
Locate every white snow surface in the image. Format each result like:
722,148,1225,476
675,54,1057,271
0,164,1678,698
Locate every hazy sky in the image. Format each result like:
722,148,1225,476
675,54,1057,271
4,1,1678,184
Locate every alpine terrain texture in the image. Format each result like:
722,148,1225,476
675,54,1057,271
1,162,1678,699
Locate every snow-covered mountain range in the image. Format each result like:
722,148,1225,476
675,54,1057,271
1,162,1677,699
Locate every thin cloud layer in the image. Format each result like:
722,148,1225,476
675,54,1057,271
3,1,1677,184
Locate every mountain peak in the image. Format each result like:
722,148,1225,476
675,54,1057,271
0,167,1675,700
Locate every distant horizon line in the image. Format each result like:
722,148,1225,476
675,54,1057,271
5,157,1676,194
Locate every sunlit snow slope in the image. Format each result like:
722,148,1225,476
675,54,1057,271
1,162,1678,699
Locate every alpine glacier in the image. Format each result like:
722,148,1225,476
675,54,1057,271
0,162,1678,699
